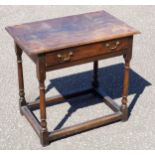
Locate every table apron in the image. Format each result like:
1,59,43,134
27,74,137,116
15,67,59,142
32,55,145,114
45,49,128,71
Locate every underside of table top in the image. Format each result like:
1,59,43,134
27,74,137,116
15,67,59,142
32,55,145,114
6,10,139,55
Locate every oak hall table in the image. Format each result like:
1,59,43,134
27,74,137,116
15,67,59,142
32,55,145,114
6,10,140,146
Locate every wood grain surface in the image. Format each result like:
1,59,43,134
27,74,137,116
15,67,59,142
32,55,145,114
6,10,139,55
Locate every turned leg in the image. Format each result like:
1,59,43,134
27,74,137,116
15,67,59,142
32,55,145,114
92,61,99,88
121,53,131,121
37,54,49,146
15,43,26,115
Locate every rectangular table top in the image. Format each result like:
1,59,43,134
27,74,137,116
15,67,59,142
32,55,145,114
6,10,139,56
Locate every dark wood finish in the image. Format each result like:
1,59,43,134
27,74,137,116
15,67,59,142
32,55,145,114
92,61,99,88
28,88,93,111
45,37,130,68
29,88,120,113
6,10,139,146
6,10,139,56
93,87,120,112
46,49,127,71
36,55,49,146
49,112,122,142
15,43,27,114
121,37,133,121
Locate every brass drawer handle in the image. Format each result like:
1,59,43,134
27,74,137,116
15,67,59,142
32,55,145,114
57,51,73,62
105,41,120,50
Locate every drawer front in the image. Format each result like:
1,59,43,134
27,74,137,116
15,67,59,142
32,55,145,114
45,37,130,67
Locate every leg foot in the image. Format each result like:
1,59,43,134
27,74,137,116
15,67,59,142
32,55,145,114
121,98,128,121
40,130,49,146
19,97,26,115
